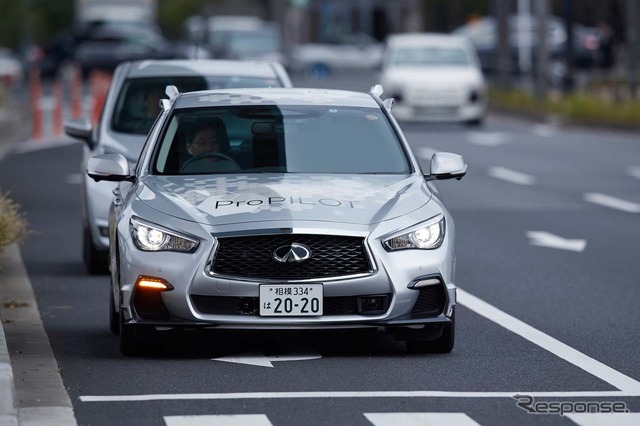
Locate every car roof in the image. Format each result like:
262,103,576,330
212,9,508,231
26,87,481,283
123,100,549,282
125,59,280,79
174,88,380,109
386,33,470,48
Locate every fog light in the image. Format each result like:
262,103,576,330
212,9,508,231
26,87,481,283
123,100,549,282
99,226,109,237
136,276,174,291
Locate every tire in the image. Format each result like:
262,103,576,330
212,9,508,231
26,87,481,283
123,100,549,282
405,310,455,354
83,226,109,275
109,281,119,336
464,117,484,127
119,309,142,356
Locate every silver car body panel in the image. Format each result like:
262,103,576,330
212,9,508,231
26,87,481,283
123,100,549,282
84,60,293,252
109,87,458,331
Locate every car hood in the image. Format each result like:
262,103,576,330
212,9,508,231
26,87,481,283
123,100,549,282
383,66,483,86
136,174,432,226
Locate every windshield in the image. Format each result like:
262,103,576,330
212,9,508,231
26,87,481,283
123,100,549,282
390,46,470,67
111,76,283,135
153,105,410,175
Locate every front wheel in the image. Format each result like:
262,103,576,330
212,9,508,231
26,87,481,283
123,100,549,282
464,117,484,127
404,310,455,354
83,226,109,275
119,310,142,356
109,281,119,336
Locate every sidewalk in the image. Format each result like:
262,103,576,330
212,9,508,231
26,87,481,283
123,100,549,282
0,246,76,426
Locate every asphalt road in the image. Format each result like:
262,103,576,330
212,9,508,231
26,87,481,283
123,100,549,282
1,72,640,425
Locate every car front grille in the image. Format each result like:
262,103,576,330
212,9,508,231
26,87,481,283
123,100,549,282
210,234,372,280
191,294,391,316
409,284,447,317
407,87,465,106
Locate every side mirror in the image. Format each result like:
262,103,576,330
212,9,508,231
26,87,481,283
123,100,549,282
86,154,133,182
64,117,94,149
429,152,467,181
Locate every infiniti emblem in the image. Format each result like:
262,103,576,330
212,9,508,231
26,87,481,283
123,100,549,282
272,243,312,263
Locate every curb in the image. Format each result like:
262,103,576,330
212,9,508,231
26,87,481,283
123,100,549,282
0,251,17,426
0,245,77,426
0,326,17,426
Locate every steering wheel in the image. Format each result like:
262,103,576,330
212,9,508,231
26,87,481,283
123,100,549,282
180,152,241,174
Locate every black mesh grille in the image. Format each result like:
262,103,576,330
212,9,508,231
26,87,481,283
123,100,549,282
191,294,391,316
133,289,170,319
410,284,447,316
211,234,372,280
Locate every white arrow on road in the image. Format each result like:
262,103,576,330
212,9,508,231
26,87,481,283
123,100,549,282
526,231,587,252
212,351,321,368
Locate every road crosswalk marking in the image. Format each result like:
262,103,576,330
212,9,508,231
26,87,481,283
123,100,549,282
364,412,480,425
567,413,640,426
165,414,272,426
161,412,640,425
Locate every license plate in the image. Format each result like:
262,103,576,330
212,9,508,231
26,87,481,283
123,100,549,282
259,284,323,316
415,106,457,115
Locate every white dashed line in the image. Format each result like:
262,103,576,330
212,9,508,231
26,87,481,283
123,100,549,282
526,231,587,252
626,166,640,180
532,124,558,138
584,193,640,213
487,167,535,185
468,132,507,146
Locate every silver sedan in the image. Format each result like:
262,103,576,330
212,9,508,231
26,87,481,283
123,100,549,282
87,86,467,356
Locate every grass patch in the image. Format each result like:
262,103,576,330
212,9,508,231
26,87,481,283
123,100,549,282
0,191,30,253
489,87,640,127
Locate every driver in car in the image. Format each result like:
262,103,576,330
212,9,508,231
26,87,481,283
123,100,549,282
181,119,241,173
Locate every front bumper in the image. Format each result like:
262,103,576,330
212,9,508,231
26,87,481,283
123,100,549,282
392,101,485,123
117,208,458,330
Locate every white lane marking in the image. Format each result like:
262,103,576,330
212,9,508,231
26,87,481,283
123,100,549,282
627,166,640,180
468,132,507,146
584,193,640,213
487,167,535,185
79,390,640,403
417,146,438,161
532,124,557,138
65,174,82,185
526,231,587,252
211,351,321,368
566,413,640,426
165,414,273,426
365,412,480,426
457,289,640,393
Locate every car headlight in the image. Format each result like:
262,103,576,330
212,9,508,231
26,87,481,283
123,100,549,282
130,217,199,253
382,214,445,251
